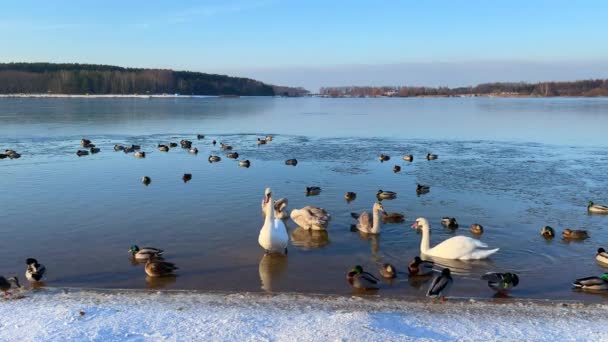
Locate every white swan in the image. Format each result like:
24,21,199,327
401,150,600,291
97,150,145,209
258,188,289,254
290,206,331,231
351,202,385,234
412,217,499,260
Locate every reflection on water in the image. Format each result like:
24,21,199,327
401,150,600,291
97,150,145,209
258,254,288,292
146,275,177,289
1,97,608,301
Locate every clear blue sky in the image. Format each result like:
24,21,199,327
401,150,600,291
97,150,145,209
1,0,607,90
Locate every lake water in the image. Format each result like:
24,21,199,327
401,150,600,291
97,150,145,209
1,97,608,301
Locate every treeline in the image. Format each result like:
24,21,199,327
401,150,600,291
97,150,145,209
0,63,299,96
320,80,608,97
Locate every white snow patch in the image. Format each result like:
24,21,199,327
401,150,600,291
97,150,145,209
1,289,607,341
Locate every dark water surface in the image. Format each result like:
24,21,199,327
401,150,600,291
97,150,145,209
1,97,608,301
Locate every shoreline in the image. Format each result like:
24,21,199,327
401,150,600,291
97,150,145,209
1,288,606,341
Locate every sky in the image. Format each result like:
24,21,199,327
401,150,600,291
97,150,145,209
1,0,608,91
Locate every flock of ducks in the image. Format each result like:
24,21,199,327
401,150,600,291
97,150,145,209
3,137,608,300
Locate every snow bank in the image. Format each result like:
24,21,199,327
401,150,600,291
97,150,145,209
1,289,607,341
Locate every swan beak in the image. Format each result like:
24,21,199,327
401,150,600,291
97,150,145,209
411,222,419,229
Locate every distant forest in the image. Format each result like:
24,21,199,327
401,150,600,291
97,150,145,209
0,63,307,96
320,80,608,97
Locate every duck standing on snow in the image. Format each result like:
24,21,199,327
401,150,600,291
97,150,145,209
588,201,608,214
259,188,289,254
0,276,21,296
573,273,608,291
412,217,499,260
408,257,434,277
596,248,608,265
481,272,519,294
427,268,452,300
351,202,385,234
129,245,163,260
291,206,331,231
346,265,379,290
26,258,46,282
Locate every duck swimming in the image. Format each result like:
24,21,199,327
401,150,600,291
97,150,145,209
285,159,298,166
182,174,192,183
597,248,608,266
114,144,125,151
441,217,459,229
416,184,430,195
141,176,151,186
259,188,289,254
208,155,221,162
427,268,452,300
470,224,484,235
90,147,100,154
376,190,397,200
393,165,401,173
145,258,178,277
220,143,233,150
346,265,379,290
573,273,608,291
379,263,397,279
540,226,555,238
587,201,608,214
129,245,164,260
562,229,588,240
378,154,390,162
265,135,273,142
291,206,331,231
76,150,89,157
180,140,192,149
134,151,146,158
481,272,519,293
408,256,434,277
412,217,499,260
169,142,178,148
80,138,92,147
239,160,251,168
158,144,169,152
351,202,385,234
403,155,414,162
382,212,405,224
306,187,322,196
426,153,438,160
227,152,239,159
345,192,357,202
189,147,198,154
197,134,204,140
257,138,266,145
25,258,46,282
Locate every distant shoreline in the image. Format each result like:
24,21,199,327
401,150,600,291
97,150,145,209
0,94,224,99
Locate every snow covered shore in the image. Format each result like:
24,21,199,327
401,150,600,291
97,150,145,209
1,289,607,341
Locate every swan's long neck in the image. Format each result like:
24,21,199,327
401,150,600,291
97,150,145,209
263,196,273,227
420,225,430,253
371,207,381,234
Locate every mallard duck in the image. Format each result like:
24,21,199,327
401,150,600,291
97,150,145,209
393,165,401,173
345,192,357,202
80,138,92,147
376,190,397,199
114,144,125,151
378,154,390,162
403,155,414,162
208,155,221,162
346,265,379,290
182,174,192,183
588,201,608,214
441,217,459,229
0,276,21,296
145,258,178,277
540,226,555,238
76,150,89,157
257,138,267,145
481,272,519,293
5,150,21,159
123,146,135,153
426,153,438,160
227,152,239,159
597,248,608,265
427,268,452,299
273,198,289,219
220,143,233,150
573,273,608,291
416,184,430,195
189,147,198,154
90,147,100,154
158,144,169,152
382,212,405,223
129,245,163,260
180,140,192,148
25,258,46,282
134,151,146,158
265,135,273,142
239,160,251,168
0,153,6,159
169,142,178,148
306,186,322,196
285,159,298,166
562,229,588,240
379,263,397,279
408,256,434,276
197,134,204,140
470,223,484,234
130,144,141,150
141,176,151,186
